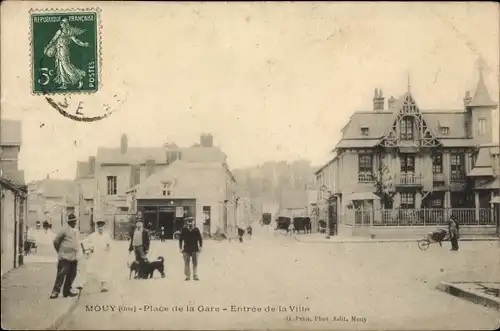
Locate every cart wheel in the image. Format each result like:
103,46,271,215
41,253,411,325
418,239,430,251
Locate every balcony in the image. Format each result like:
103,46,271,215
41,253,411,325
358,172,373,183
396,173,423,187
450,172,466,182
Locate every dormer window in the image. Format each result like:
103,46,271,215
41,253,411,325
361,127,369,136
440,127,449,136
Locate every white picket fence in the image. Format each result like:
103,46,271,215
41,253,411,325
347,208,496,227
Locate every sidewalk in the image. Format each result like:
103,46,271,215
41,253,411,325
1,262,80,330
294,233,500,244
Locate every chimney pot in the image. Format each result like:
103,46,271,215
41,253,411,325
373,87,385,111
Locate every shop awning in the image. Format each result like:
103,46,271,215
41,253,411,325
345,192,380,201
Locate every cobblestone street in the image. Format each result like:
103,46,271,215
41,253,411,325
58,228,500,330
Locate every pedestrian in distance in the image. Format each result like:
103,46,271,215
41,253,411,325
448,216,460,251
43,220,50,234
49,214,80,299
128,219,151,279
237,225,245,243
78,220,113,292
246,225,253,240
179,218,202,281
160,226,166,243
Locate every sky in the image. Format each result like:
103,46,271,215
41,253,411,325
1,2,499,182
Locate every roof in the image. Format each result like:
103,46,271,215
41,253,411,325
0,174,27,193
96,147,167,165
468,144,499,177
468,71,497,107
134,160,230,198
2,170,25,187
1,120,22,146
468,167,495,177
334,93,474,152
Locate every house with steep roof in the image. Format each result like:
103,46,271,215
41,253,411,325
91,133,235,235
126,158,237,238
316,68,499,237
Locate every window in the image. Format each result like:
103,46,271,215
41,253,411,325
400,193,415,209
106,176,117,195
450,153,465,181
119,207,129,212
358,154,373,182
440,127,449,135
432,153,443,173
399,117,414,140
361,127,369,136
431,198,443,208
478,118,486,135
400,154,415,173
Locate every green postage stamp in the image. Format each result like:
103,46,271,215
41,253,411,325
30,9,101,94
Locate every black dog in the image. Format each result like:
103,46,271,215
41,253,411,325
128,257,165,279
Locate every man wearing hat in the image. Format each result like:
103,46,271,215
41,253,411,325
448,215,460,251
179,217,203,281
78,220,113,292
50,213,80,299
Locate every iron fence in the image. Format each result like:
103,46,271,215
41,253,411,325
352,208,495,227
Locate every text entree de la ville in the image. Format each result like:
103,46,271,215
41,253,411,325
86,304,309,313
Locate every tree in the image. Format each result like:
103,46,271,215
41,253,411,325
373,161,396,209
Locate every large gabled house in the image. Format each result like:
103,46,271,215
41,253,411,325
316,69,499,236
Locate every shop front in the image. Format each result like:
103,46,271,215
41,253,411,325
137,198,196,239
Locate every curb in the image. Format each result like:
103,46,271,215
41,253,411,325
294,236,499,244
46,295,81,330
436,281,500,310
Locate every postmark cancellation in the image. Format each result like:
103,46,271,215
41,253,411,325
30,8,102,95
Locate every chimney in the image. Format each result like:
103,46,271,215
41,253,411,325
373,88,385,111
146,159,155,177
120,134,128,154
200,133,213,147
88,156,96,175
463,90,472,108
387,96,396,109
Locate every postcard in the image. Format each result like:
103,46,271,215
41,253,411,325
1,1,499,330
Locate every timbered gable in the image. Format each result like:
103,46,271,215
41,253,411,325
379,92,441,149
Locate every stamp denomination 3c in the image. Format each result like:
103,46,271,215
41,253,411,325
31,9,101,94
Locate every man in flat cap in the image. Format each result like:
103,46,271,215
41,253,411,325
179,217,202,281
50,213,80,299
78,220,113,292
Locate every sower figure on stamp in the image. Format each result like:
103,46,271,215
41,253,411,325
50,214,80,299
43,18,89,89
179,218,202,281
77,220,113,292
128,219,150,279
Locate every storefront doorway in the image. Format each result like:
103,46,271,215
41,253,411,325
159,207,175,239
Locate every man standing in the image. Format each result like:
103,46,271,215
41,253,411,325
79,220,113,292
179,218,202,281
50,214,80,299
128,219,150,278
449,216,460,251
